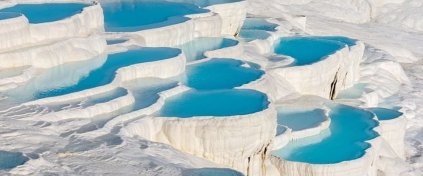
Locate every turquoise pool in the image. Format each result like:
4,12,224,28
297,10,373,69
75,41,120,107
0,151,28,170
241,18,278,32
178,37,238,62
274,36,356,66
101,0,207,32
277,108,326,131
160,89,269,118
239,30,270,42
0,3,88,23
0,12,21,20
185,58,263,90
367,108,403,121
272,104,378,164
274,37,344,66
6,48,180,101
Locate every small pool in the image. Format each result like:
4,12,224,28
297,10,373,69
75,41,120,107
0,151,28,170
185,58,263,90
239,18,277,41
160,89,269,118
125,78,178,111
178,37,238,62
274,36,355,66
367,108,403,121
0,3,88,23
239,30,270,42
106,39,128,45
336,83,368,99
6,48,180,101
272,105,378,164
241,18,278,32
101,1,207,32
0,12,21,20
277,108,326,131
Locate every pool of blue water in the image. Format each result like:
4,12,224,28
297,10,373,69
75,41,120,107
0,12,21,20
35,48,180,99
101,1,207,32
0,3,88,23
239,30,270,42
277,108,326,131
178,37,238,62
336,83,368,99
367,108,403,121
242,18,278,32
6,48,180,101
185,58,263,90
274,36,349,66
106,39,128,45
160,89,269,118
125,78,179,110
0,151,28,170
272,104,378,164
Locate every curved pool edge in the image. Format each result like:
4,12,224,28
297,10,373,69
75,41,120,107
269,105,383,176
0,3,104,51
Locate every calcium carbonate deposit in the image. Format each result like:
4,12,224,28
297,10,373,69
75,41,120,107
0,0,422,175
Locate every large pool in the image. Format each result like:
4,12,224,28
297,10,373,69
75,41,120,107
178,37,238,62
6,48,180,101
273,36,355,66
0,151,28,170
367,108,403,121
272,104,378,164
0,3,88,23
185,58,263,90
160,89,269,118
101,0,207,32
277,108,327,131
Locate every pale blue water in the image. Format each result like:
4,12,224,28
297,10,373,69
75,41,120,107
125,78,179,110
277,108,326,131
45,88,128,112
185,58,263,90
0,151,28,170
367,108,403,121
160,89,269,117
272,105,379,164
106,39,128,45
277,125,288,136
336,83,368,99
35,48,180,99
0,3,88,23
241,18,278,32
239,30,270,42
101,0,207,32
178,38,238,61
0,12,21,20
274,37,345,66
6,48,179,101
